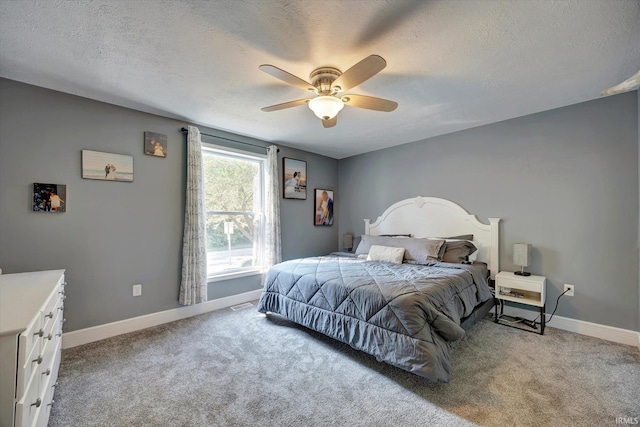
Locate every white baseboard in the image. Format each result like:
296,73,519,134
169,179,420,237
62,289,263,349
62,291,640,350
497,305,640,348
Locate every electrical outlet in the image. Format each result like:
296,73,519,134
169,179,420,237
563,284,574,296
133,284,142,297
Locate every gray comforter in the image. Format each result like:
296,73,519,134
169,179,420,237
257,255,492,382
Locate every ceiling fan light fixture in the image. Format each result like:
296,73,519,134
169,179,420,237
308,96,344,120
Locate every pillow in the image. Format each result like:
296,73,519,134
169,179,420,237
440,234,473,241
442,240,477,263
366,245,405,264
413,239,446,262
351,235,361,252
355,235,445,262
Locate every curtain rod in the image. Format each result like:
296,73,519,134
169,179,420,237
180,127,277,152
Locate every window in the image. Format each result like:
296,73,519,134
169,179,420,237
202,145,265,279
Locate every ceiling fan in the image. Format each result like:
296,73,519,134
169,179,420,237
601,70,640,95
259,55,398,128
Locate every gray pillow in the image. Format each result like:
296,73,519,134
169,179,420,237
440,234,473,241
355,235,445,262
442,240,477,263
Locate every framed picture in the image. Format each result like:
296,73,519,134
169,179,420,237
314,188,334,226
283,157,307,199
82,150,134,182
144,131,167,158
33,183,66,212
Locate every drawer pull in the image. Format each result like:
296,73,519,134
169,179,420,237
31,398,42,408
62,318,67,324
33,355,43,364
58,304,64,311
53,382,58,389
34,328,44,337
47,400,55,408
61,295,67,301
45,333,53,341
56,332,62,338
45,311,54,319
43,368,51,376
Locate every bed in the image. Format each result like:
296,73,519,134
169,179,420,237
257,197,501,382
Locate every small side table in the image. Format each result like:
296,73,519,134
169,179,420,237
495,271,546,335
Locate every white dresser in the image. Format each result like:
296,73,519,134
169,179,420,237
0,270,66,427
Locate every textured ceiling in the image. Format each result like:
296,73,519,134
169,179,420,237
1,0,639,159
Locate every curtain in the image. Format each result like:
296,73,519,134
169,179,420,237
264,145,281,268
179,125,207,305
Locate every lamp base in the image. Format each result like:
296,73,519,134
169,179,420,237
514,271,531,276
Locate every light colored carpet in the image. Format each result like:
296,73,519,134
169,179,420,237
50,303,640,427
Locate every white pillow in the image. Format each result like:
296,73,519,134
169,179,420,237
367,245,405,264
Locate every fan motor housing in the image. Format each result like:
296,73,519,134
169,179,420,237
310,67,341,94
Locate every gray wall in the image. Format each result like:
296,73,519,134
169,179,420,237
277,146,339,260
0,78,338,332
338,93,639,331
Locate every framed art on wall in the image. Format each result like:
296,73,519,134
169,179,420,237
82,150,134,182
314,188,334,226
144,131,167,157
33,183,66,212
283,157,307,199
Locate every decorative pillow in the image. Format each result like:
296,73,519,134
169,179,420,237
355,235,445,261
367,245,405,264
442,240,477,263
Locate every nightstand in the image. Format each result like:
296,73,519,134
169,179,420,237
495,271,546,335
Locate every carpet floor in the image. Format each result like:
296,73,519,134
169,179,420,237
50,303,639,427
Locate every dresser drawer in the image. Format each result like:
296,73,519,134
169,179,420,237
34,340,61,427
15,334,62,427
16,306,61,399
18,316,43,367
39,309,62,375
41,297,61,344
34,380,54,427
15,372,42,427
41,298,60,334
497,276,542,293
16,342,42,399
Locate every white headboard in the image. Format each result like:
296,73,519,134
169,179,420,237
364,196,501,278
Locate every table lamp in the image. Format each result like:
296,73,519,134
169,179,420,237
513,243,531,276
343,233,353,252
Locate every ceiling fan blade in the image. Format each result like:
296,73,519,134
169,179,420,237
259,64,315,92
261,99,309,112
601,70,640,95
322,116,337,128
332,55,387,92
342,94,398,112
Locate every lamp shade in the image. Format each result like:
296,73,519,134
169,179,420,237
308,96,344,120
343,233,353,251
513,243,531,267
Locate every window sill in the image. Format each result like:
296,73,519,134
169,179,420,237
207,269,264,283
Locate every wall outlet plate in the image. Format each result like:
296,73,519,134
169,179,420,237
563,284,574,296
133,284,142,296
